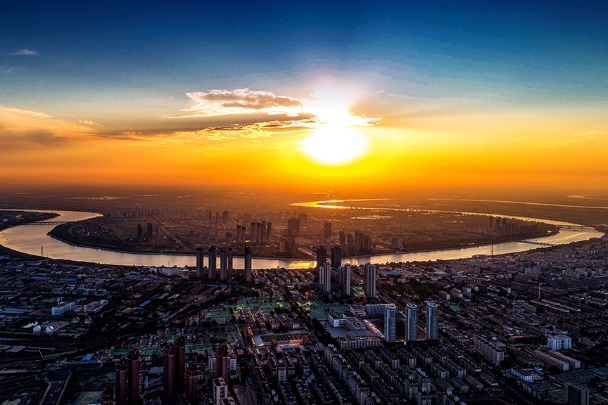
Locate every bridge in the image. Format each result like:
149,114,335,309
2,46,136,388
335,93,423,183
520,240,555,247
22,221,68,226
558,225,589,231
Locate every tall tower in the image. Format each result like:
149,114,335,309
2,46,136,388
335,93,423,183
426,301,439,340
115,358,129,405
163,344,176,401
244,246,252,283
321,263,332,293
195,247,204,280
341,265,351,296
406,303,418,342
331,245,342,268
208,246,217,280
127,348,140,404
384,304,397,343
219,248,227,281
364,263,376,299
316,245,327,268
175,336,186,392
227,247,234,278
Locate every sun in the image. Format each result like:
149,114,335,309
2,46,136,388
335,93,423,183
300,125,369,165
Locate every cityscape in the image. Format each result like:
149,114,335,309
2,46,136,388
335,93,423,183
1,1,608,405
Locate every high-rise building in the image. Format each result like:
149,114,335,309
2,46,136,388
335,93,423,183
339,231,346,248
185,364,200,404
406,303,418,342
163,344,176,401
324,221,332,239
331,245,342,268
208,246,217,280
316,245,327,268
127,348,140,404
146,222,153,239
384,304,397,343
115,358,129,405
175,336,186,392
426,301,439,340
321,263,332,293
219,248,227,281
287,217,301,237
136,224,143,240
227,247,233,278
566,384,590,405
319,263,331,293
195,247,204,279
364,263,376,299
340,265,351,296
244,246,252,283
267,222,272,243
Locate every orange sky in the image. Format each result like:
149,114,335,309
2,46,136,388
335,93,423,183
1,98,606,196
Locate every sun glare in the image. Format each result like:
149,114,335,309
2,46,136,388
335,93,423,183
300,125,369,165
299,86,371,165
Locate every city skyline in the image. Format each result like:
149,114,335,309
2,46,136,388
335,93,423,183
1,1,607,195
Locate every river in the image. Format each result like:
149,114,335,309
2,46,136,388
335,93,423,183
0,204,603,269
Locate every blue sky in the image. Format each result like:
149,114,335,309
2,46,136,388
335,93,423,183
2,0,607,116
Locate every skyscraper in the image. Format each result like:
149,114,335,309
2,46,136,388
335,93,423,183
219,247,227,281
318,263,332,293
324,221,332,239
208,246,217,280
384,304,397,343
316,245,327,268
331,245,342,268
127,348,140,404
244,246,252,283
341,265,351,296
227,247,233,278
426,301,439,340
364,263,376,299
195,247,204,279
163,344,176,401
175,336,186,392
115,358,129,405
406,303,418,342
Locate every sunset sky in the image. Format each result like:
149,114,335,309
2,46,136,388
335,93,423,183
1,1,607,195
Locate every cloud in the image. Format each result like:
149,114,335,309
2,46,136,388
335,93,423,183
0,106,98,150
78,119,102,127
183,88,305,117
10,49,38,56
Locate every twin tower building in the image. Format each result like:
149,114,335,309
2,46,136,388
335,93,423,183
195,246,253,283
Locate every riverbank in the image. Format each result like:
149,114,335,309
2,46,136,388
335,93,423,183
0,207,602,268
46,216,559,260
